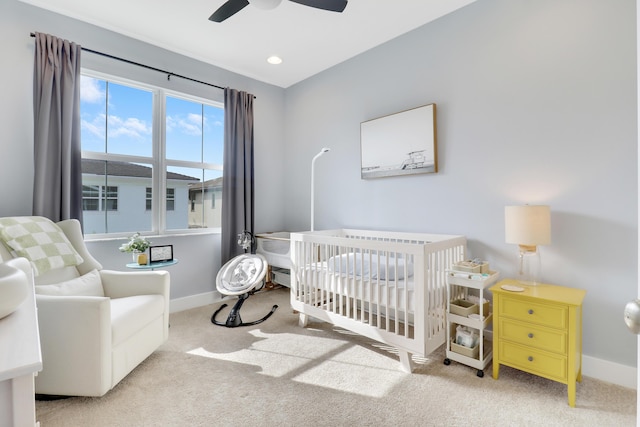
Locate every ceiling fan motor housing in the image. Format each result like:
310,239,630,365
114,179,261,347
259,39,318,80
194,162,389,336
248,0,282,10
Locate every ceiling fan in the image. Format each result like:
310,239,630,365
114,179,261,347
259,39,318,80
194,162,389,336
209,0,348,23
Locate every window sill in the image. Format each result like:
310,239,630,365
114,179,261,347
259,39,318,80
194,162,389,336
84,229,221,243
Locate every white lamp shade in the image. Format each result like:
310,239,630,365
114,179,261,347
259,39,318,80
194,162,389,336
505,205,551,246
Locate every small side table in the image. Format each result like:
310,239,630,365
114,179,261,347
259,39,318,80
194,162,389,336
126,259,178,271
490,279,586,407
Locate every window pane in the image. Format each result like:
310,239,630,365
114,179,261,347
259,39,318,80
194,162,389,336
166,167,221,230
203,104,224,165
166,188,175,211
82,159,153,234
83,198,99,211
146,187,152,211
165,167,202,230
105,186,118,198
80,76,107,153
166,96,223,164
83,185,99,197
105,197,118,212
81,77,153,157
166,96,204,162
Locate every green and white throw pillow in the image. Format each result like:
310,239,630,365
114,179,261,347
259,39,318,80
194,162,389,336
0,216,84,276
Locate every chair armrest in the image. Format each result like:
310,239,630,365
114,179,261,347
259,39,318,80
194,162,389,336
3,257,33,283
35,294,112,396
100,269,171,341
100,270,170,299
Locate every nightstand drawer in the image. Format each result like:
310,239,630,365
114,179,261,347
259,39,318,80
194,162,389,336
499,341,567,382
500,298,567,329
500,318,567,354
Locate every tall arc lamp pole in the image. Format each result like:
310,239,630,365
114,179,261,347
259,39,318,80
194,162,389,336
310,147,330,232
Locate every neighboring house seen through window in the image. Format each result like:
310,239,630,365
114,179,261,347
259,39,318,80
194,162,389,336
82,185,117,211
80,72,224,236
146,187,176,211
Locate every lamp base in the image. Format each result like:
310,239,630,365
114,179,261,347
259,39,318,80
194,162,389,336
516,248,541,286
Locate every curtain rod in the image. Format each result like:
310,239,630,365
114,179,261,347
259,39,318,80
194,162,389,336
30,32,251,96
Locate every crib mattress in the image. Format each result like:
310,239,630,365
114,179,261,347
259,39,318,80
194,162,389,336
297,262,445,313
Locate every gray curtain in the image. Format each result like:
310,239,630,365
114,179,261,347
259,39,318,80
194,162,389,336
221,88,255,264
32,32,83,224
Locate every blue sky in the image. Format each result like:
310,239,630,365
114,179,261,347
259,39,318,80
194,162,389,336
80,76,224,180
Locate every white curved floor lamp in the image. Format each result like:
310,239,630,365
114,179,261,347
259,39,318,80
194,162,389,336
310,147,330,232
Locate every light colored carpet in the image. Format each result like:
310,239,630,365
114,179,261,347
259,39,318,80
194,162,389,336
37,287,636,426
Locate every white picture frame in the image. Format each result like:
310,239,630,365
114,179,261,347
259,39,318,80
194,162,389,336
360,103,437,179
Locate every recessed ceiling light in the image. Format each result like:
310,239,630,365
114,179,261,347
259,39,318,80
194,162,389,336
267,56,283,65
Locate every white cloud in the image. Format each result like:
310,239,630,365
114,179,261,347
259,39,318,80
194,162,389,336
108,115,152,139
187,113,203,124
81,113,151,141
80,76,104,104
166,116,177,132
166,113,203,136
81,113,105,139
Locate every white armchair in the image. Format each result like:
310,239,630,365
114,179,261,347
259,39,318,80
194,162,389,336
0,217,170,397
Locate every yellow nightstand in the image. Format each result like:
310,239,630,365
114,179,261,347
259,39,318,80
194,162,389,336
490,279,586,407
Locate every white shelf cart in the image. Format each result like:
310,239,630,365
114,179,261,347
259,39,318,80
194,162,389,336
444,270,500,377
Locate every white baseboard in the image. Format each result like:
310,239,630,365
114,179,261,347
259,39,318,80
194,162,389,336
169,293,637,390
583,354,636,390
170,291,222,313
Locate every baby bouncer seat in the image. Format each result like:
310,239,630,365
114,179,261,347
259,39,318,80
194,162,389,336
211,234,278,327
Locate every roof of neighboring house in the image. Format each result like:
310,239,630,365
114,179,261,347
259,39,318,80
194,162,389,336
81,159,199,181
188,177,223,192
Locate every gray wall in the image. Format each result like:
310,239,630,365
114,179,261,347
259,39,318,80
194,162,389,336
0,0,637,369
0,0,287,299
284,0,638,367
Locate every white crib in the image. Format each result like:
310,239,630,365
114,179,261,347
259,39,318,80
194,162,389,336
290,229,466,372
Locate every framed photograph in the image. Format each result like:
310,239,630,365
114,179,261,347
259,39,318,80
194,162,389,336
149,245,173,263
360,103,437,179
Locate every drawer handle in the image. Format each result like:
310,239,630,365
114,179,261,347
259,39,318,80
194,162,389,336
528,356,534,362
528,333,534,339
528,309,534,315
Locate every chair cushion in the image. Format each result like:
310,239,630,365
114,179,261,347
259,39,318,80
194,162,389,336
35,269,104,297
0,216,83,276
111,295,165,346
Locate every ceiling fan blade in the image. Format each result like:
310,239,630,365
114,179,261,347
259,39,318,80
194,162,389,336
288,0,347,13
209,0,250,22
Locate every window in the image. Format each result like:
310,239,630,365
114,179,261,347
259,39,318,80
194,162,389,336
146,187,175,211
145,187,152,211
82,185,99,211
82,185,118,211
80,72,224,236
166,188,175,211
104,186,118,211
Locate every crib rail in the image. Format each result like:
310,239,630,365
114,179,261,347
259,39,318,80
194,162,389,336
290,229,466,361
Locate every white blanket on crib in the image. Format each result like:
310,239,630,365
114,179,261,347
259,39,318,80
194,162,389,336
300,261,418,312
327,253,414,280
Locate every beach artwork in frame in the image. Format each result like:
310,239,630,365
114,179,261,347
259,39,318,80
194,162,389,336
360,103,437,179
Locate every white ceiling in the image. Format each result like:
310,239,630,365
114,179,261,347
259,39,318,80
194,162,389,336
19,0,476,88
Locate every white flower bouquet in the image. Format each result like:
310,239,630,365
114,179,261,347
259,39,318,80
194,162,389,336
119,232,151,253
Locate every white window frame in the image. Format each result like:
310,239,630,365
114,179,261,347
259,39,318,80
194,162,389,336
81,69,223,239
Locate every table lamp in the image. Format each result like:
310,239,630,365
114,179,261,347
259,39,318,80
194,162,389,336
505,205,551,285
